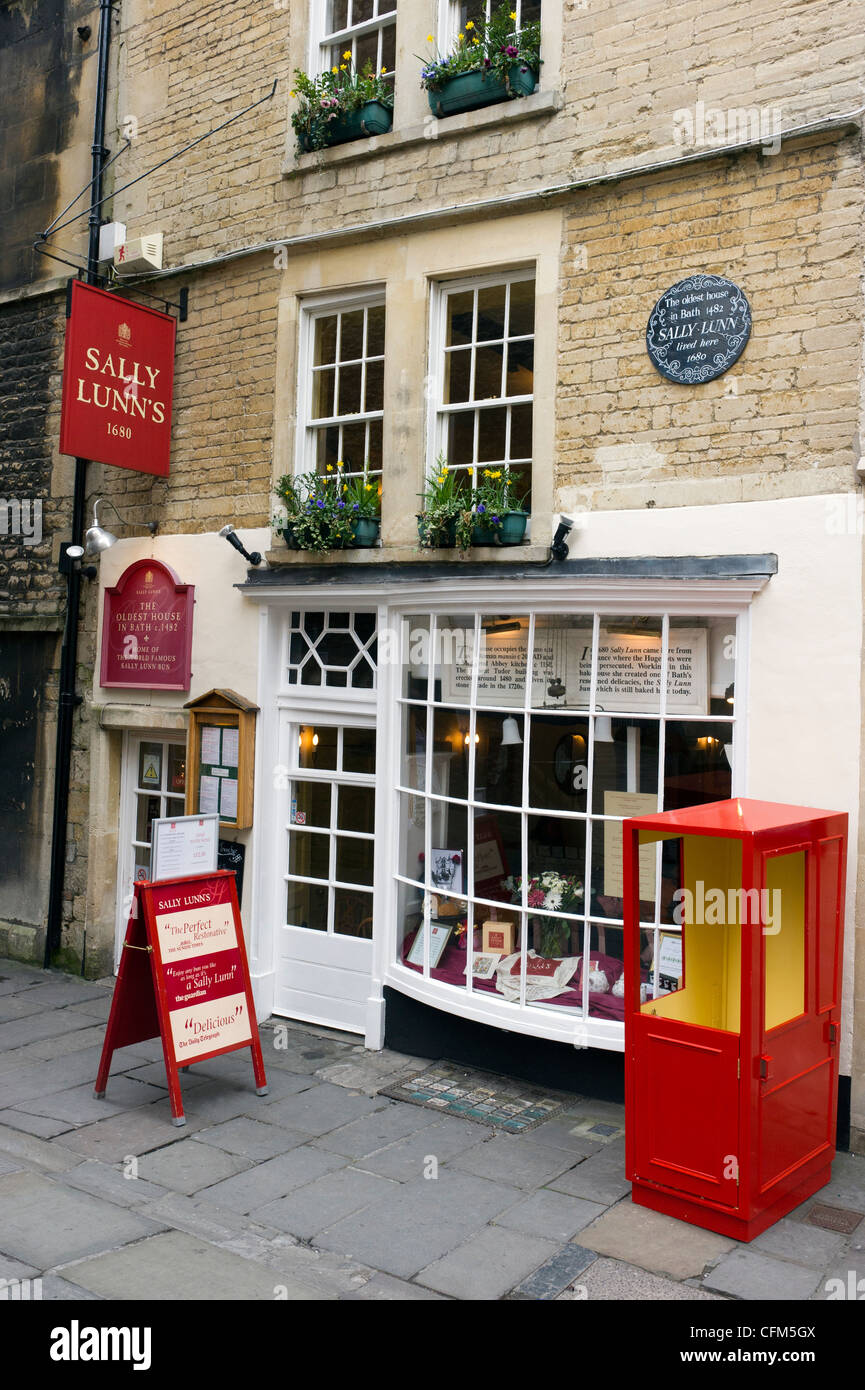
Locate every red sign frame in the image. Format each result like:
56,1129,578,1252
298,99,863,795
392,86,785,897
100,558,194,691
95,870,267,1126
59,279,176,476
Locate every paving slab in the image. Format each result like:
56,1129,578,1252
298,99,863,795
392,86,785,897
813,1255,865,1300
0,1012,103,1053
7,980,111,1010
814,1154,865,1214
20,1025,110,1061
702,1248,824,1300
60,1158,172,1208
315,1170,521,1279
58,1107,205,1163
511,1242,598,1298
260,1082,387,1136
494,1188,607,1242
356,1116,483,1182
16,1077,166,1126
191,1117,307,1161
254,1166,399,1240
0,1170,164,1268
61,997,114,1022
342,1271,447,1299
138,1190,273,1245
577,1201,734,1280
315,1056,424,1096
313,1099,440,1158
0,1122,86,1173
752,1215,848,1268
200,1146,346,1214
418,1224,559,1299
519,1116,605,1159
449,1133,576,1190
0,1254,40,1281
547,1141,631,1205
148,1081,274,1126
136,1140,252,1195
0,1153,23,1175
67,1229,327,1301
572,1256,726,1301
0,1108,76,1139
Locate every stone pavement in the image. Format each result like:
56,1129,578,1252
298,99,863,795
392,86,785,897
1,958,864,1302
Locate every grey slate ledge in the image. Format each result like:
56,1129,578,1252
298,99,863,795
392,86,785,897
240,553,779,588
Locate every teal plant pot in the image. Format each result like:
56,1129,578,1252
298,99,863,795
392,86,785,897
427,65,537,118
300,100,393,152
351,517,380,547
496,510,529,546
471,521,497,546
417,514,457,548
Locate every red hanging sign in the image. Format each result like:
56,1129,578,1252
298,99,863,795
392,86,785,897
59,279,176,476
100,558,194,690
95,871,267,1126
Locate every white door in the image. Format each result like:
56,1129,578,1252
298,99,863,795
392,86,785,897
274,717,377,1033
114,733,187,969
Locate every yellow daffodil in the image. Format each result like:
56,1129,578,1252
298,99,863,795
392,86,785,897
337,459,344,467
458,31,465,41
472,37,480,44
465,19,474,28
380,66,387,74
343,49,352,58
340,63,347,70
365,483,373,492
427,32,434,41
467,466,473,474
509,9,517,18
290,89,296,97
331,66,339,73
326,463,334,472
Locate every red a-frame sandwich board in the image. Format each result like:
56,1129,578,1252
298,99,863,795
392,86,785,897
94,870,267,1126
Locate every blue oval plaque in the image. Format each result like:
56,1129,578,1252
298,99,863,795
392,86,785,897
646,274,751,384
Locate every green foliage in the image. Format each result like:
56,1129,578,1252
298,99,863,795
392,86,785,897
418,456,474,551
291,55,393,152
419,4,541,94
274,468,356,551
471,465,528,534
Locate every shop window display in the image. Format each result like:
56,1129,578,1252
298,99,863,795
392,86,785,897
395,610,738,1024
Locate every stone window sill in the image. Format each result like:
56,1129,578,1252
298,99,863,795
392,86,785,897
284,88,560,176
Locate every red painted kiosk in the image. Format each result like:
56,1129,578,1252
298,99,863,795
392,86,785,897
623,798,847,1242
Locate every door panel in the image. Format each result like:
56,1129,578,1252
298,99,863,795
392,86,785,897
632,1014,740,1207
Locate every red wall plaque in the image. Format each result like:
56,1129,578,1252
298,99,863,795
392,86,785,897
59,279,176,476
100,558,194,690
95,871,267,1126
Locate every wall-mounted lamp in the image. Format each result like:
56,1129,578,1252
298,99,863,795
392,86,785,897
550,515,574,562
84,497,158,557
219,524,262,567
59,541,97,580
464,731,480,746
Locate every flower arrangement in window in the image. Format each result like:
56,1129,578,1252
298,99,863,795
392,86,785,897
420,5,541,114
290,55,394,154
503,871,584,957
275,466,357,551
469,465,529,544
417,456,474,551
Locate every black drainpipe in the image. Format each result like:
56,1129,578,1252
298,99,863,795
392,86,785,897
44,0,115,969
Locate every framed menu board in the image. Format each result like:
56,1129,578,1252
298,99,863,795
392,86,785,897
184,688,258,830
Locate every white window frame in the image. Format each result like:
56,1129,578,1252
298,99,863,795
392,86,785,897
248,576,758,1050
295,286,387,487
307,0,397,81
427,266,535,496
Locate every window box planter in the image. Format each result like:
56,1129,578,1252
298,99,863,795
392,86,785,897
351,517,380,547
299,100,393,153
471,510,529,547
427,65,537,119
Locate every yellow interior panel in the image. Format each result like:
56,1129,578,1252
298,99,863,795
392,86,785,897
640,834,742,1033
764,850,805,1030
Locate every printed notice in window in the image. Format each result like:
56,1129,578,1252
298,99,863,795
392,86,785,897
220,776,238,822
221,726,239,769
200,726,222,765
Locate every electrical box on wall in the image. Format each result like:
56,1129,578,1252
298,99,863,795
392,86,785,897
115,232,164,275
623,797,847,1243
184,689,258,831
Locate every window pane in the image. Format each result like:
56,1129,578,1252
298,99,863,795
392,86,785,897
167,745,186,795
447,411,475,465
477,409,507,463
447,290,474,346
352,0,374,23
336,835,374,887
299,724,338,770
293,780,331,828
337,783,375,832
315,425,340,470
475,809,521,902
474,710,523,807
334,887,374,937
476,615,528,708
341,420,367,467
355,28,378,71
366,303,385,356
289,829,330,881
508,278,535,337
312,367,335,419
314,315,338,366
135,794,161,844
529,715,589,812
591,717,659,814
366,418,383,469
509,403,532,461
663,720,732,811
398,790,426,883
476,284,507,342
473,345,504,401
380,21,396,72
138,741,163,790
531,615,593,709
445,348,471,404
595,618,663,714
340,310,364,360
337,362,362,415
327,0,349,33
364,358,384,412
342,726,376,774
764,851,805,1029
287,880,328,931
527,814,586,902
506,340,533,396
